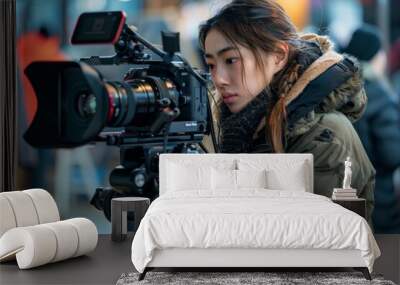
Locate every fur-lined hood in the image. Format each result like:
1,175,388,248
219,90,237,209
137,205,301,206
284,34,367,138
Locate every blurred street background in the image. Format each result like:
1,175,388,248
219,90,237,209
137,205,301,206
15,0,400,234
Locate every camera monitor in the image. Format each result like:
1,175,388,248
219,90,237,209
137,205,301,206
71,11,126,44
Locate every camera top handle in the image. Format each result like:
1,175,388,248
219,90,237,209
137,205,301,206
76,12,208,86
74,10,178,65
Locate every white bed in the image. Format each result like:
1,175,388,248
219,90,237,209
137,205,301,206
131,154,380,280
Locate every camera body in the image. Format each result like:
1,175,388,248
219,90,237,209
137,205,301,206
24,11,213,219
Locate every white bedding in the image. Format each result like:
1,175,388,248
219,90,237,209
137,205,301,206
131,190,380,273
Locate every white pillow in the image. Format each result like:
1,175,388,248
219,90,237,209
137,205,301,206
266,163,307,191
212,168,237,190
236,169,267,189
211,169,268,190
167,162,211,191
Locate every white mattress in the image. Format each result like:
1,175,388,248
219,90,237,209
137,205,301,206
131,190,380,273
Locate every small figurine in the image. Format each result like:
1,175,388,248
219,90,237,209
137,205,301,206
342,156,352,189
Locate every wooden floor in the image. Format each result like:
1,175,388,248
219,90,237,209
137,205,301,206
0,235,134,285
373,234,400,284
0,235,399,285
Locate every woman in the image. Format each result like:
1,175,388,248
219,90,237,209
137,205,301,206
199,0,375,225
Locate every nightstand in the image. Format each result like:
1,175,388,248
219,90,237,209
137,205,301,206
111,197,150,242
332,198,366,218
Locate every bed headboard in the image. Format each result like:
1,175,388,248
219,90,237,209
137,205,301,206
159,153,314,195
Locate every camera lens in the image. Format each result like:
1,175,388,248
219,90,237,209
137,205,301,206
104,77,179,128
77,93,97,119
23,61,201,148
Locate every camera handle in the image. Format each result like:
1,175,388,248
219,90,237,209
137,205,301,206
78,23,207,88
150,110,180,138
79,24,174,66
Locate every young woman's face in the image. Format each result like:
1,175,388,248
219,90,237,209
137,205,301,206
204,28,282,113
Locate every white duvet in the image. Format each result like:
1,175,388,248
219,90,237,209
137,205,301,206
131,190,380,273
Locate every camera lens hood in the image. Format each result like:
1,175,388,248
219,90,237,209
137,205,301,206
24,61,109,148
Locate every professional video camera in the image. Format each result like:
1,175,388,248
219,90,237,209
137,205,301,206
23,11,217,220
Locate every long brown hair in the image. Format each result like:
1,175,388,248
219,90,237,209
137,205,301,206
199,0,301,153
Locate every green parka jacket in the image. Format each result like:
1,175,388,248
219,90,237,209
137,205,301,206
204,34,375,225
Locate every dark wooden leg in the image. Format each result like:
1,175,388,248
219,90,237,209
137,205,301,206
138,268,148,281
362,268,372,280
354,267,372,280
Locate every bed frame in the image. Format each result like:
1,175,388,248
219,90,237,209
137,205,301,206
139,248,371,280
